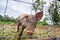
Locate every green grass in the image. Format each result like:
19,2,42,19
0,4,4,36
0,21,4,24
36,22,60,26
0,21,14,24
36,22,43,26
36,22,48,26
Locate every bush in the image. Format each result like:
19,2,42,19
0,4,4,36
37,21,48,26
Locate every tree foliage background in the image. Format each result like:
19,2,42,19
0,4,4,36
0,15,16,24
48,0,60,25
32,0,46,12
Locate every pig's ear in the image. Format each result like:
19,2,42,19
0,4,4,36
35,11,43,21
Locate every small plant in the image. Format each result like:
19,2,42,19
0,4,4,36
42,18,48,25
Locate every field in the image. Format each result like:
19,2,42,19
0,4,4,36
0,24,60,40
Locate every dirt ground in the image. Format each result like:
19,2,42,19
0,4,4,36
0,24,60,40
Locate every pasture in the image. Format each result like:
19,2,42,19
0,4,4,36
0,24,60,40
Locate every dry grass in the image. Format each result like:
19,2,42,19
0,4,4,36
0,24,60,40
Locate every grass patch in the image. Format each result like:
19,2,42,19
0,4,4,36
36,22,48,26
0,21,15,24
36,22,43,26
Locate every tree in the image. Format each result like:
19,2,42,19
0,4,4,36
32,0,46,12
0,15,3,21
10,17,16,22
4,15,9,19
48,0,60,25
0,15,3,19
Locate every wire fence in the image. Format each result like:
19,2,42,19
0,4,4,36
0,0,60,40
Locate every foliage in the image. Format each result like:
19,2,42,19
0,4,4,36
37,22,48,26
37,22,43,26
0,15,3,19
48,0,60,25
0,21,4,24
0,15,16,24
0,15,3,21
32,0,46,12
42,18,48,25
